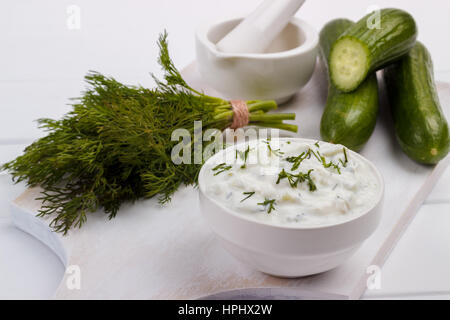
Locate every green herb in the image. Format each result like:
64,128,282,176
298,169,317,192
285,151,307,171
340,148,349,167
264,140,284,157
1,31,297,234
309,148,322,162
257,198,276,214
276,168,316,191
240,146,250,169
311,149,341,174
276,169,298,188
235,147,245,160
240,191,255,202
286,147,342,174
314,141,320,148
212,163,232,176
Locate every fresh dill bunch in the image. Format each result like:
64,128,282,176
1,31,297,234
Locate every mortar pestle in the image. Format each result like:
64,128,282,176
216,0,306,54
195,1,318,103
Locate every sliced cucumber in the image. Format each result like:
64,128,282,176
320,19,379,151
330,8,417,92
330,37,370,92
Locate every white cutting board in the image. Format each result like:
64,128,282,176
10,61,450,300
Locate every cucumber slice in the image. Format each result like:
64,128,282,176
329,37,369,93
329,8,417,92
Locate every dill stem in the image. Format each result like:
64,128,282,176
249,113,296,122
213,112,296,123
247,100,277,112
189,88,227,104
253,123,298,133
213,111,233,120
213,100,278,120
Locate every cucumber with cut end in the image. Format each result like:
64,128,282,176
329,8,417,92
320,19,379,151
384,41,450,164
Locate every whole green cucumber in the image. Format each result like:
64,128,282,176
384,41,449,164
320,19,379,151
329,8,417,92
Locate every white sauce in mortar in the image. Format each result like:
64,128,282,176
203,139,381,227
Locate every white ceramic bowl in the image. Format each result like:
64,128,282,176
195,18,319,104
198,138,384,277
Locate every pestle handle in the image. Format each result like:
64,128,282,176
216,0,306,54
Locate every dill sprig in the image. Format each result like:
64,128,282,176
257,198,276,214
236,146,251,169
312,150,341,174
212,163,232,176
276,168,317,191
1,31,297,234
339,148,349,167
240,191,255,202
286,151,309,171
276,169,298,187
298,169,317,192
286,147,348,175
264,140,284,157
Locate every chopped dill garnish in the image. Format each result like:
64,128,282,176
264,140,284,157
312,149,341,174
276,169,298,187
285,151,307,171
285,147,345,175
212,163,232,176
298,169,317,191
309,148,322,162
257,198,276,214
338,148,349,167
276,168,316,191
236,146,249,160
240,146,250,169
240,191,255,202
314,141,320,148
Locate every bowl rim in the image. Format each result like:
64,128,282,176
195,16,319,59
198,137,385,231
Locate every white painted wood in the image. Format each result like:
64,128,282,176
9,62,450,299
426,166,450,203
0,173,64,299
0,145,28,220
364,203,450,298
0,222,64,299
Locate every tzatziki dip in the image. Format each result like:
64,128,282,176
202,139,381,227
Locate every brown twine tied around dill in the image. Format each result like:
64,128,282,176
229,100,250,129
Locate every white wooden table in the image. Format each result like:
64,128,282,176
1,0,450,299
